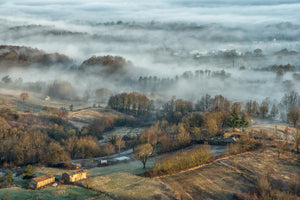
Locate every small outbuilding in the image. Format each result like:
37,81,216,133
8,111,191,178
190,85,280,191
29,174,55,189
45,96,51,101
100,160,107,165
62,169,87,183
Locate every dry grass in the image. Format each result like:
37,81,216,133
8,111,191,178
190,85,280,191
160,149,300,200
100,127,146,144
0,86,90,112
251,123,297,141
82,173,175,200
69,110,105,123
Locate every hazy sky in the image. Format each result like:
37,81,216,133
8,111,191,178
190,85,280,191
0,0,299,24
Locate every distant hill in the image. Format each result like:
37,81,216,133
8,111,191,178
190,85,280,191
0,45,72,69
79,55,132,75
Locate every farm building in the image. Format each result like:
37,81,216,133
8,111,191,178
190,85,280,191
62,169,87,183
29,174,55,189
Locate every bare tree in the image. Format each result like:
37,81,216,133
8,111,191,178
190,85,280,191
260,101,269,118
287,106,300,127
115,136,125,154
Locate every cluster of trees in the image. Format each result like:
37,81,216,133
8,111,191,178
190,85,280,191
137,70,231,92
256,63,296,74
271,64,295,72
162,97,193,124
0,107,131,167
137,120,192,154
245,100,271,118
80,55,132,75
0,45,71,68
138,76,175,91
193,91,300,126
226,108,249,130
179,69,231,80
108,92,153,116
192,48,263,59
162,96,249,132
195,94,232,112
0,125,71,167
47,80,78,101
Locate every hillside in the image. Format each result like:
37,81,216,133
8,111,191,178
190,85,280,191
160,149,299,200
79,55,132,75
0,45,72,69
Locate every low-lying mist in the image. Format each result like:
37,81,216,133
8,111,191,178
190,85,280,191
0,0,299,108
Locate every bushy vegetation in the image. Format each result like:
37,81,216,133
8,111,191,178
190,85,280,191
226,135,260,155
137,120,191,153
146,145,211,177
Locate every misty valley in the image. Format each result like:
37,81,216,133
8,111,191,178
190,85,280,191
0,1,299,200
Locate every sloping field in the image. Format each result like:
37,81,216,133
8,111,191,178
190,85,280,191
82,173,175,200
250,123,297,141
0,87,89,112
69,109,105,122
100,127,146,144
160,149,300,200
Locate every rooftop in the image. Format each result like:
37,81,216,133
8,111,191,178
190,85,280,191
65,169,87,176
32,174,54,182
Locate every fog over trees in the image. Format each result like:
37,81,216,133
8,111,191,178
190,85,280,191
0,1,299,199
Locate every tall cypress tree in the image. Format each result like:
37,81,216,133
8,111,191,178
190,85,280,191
228,108,241,131
6,171,13,184
240,112,249,130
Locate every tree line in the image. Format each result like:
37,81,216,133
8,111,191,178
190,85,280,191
108,92,153,116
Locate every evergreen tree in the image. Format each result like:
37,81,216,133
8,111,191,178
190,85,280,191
6,171,13,184
23,165,35,179
228,108,241,131
240,113,249,130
